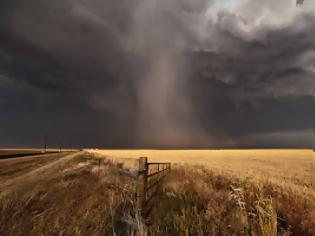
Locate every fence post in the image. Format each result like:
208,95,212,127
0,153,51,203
137,156,148,216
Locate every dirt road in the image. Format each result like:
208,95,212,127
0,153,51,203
0,151,81,198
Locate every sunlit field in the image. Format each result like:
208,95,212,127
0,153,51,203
1,150,314,235
87,149,315,235
89,149,315,191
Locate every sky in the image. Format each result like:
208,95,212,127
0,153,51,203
0,0,314,149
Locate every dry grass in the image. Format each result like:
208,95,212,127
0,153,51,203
1,149,314,235
0,152,141,236
89,149,315,235
148,165,315,235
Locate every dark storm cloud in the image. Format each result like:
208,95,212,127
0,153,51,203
186,4,315,147
191,12,315,96
0,0,314,148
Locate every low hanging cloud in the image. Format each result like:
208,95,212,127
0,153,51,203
0,0,314,148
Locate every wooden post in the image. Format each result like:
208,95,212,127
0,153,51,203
137,156,148,216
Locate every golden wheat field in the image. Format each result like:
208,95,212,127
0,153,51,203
87,149,315,235
1,149,314,235
89,149,315,191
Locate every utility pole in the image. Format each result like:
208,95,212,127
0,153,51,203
59,138,62,152
44,135,48,153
